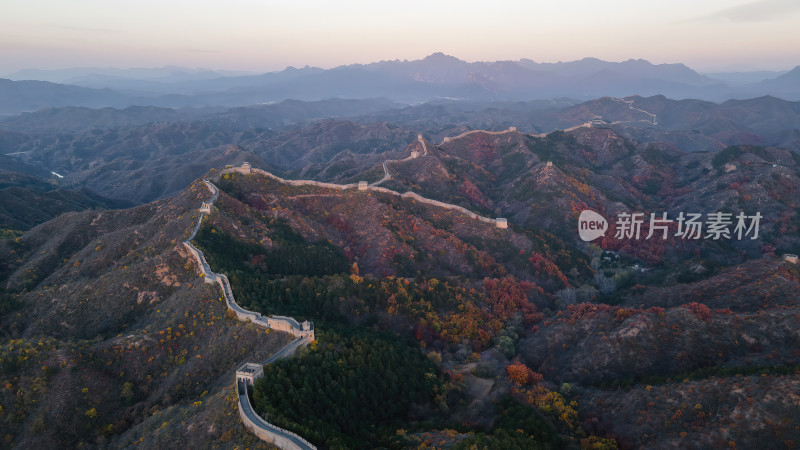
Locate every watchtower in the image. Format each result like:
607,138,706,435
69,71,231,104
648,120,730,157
443,137,451,143
358,181,368,190
242,162,251,173
236,362,264,386
508,126,517,132
300,321,315,340
496,218,508,229
199,202,212,214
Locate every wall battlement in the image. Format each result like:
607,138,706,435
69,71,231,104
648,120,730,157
182,179,315,450
185,129,521,447
215,274,315,340
237,381,316,450
441,126,518,143
221,156,508,231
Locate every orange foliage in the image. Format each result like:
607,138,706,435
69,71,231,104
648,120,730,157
506,361,543,386
567,302,614,321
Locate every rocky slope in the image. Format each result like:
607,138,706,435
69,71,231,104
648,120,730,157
0,171,132,231
360,126,800,266
2,161,799,448
0,178,290,448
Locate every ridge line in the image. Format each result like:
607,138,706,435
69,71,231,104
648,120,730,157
182,179,317,450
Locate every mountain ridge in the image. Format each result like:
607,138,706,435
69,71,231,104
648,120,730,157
2,55,798,114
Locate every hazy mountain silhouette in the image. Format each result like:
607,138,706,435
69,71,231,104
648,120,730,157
1,55,798,114
742,66,800,99
0,79,131,114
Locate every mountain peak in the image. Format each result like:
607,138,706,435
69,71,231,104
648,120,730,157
422,52,463,63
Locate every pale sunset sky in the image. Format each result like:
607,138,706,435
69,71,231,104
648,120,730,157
2,0,799,73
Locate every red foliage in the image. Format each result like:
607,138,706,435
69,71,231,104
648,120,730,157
324,214,350,232
414,321,435,344
776,211,798,235
529,252,569,287
682,302,712,321
567,302,613,321
483,277,544,323
469,133,497,161
565,303,646,323
244,193,267,210
599,218,671,265
458,179,491,210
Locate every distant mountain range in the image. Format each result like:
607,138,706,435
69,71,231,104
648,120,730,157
3,66,256,86
1,54,798,114
1,93,797,217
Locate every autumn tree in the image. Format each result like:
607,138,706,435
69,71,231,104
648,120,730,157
483,277,544,324
683,302,712,321
506,361,543,386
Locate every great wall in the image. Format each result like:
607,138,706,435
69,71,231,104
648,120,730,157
434,101,658,136
228,164,507,228
223,133,508,229
370,134,428,186
181,131,513,449
609,97,658,125
183,180,316,450
441,126,518,142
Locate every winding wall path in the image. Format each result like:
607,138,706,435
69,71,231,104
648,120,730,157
442,126,518,142
181,129,516,446
370,134,427,186
609,97,658,125
236,381,315,450
224,142,507,229
183,180,316,450
230,166,505,227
